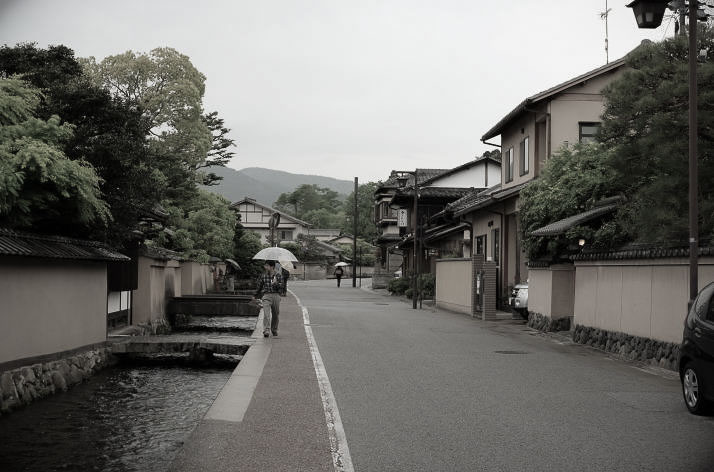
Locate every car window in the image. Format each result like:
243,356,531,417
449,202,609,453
695,283,714,321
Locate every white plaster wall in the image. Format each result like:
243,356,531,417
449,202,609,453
575,258,714,344
528,268,553,316
435,259,472,314
0,259,107,364
431,166,485,188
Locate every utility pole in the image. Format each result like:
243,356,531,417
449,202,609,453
353,177,358,288
412,170,419,309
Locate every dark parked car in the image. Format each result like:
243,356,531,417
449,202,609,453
679,281,714,414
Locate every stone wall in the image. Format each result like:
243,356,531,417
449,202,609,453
0,346,116,415
527,312,571,332
572,325,680,371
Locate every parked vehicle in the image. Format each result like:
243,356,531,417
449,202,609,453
679,281,714,415
509,283,529,319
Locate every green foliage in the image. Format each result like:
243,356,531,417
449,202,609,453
198,111,236,185
0,43,164,246
233,226,265,279
418,273,435,298
82,47,216,204
519,144,623,260
274,184,343,220
521,28,714,258
342,181,378,243
0,77,110,232
336,239,376,266
157,189,236,261
388,277,410,295
599,31,714,244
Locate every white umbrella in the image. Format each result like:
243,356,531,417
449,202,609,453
334,262,349,267
278,259,298,272
253,247,298,262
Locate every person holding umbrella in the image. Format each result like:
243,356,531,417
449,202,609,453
253,260,282,337
252,247,298,337
334,262,348,288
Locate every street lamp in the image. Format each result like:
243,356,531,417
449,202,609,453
396,170,420,309
627,0,699,305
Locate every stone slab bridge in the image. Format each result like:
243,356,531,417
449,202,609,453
109,334,255,360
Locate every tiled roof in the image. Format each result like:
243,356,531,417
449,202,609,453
0,228,129,262
572,245,714,262
141,245,184,261
448,185,502,217
394,186,473,202
530,203,619,237
424,222,470,243
376,233,402,243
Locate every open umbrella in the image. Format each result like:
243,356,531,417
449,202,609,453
278,259,298,272
225,258,241,270
253,247,298,262
334,262,349,267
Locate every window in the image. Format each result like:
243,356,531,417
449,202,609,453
519,137,529,176
475,235,486,255
693,283,714,322
579,122,600,144
504,147,514,182
280,230,293,241
491,228,500,265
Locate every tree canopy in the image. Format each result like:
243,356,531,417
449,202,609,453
0,77,109,233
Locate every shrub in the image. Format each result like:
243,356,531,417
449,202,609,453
388,277,410,295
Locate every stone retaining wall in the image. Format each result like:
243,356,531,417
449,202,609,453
527,312,571,332
572,325,680,371
0,347,116,415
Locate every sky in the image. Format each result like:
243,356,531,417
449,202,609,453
0,0,668,182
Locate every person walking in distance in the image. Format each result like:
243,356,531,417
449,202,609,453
253,260,282,337
334,266,344,287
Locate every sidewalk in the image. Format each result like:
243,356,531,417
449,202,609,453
170,295,334,472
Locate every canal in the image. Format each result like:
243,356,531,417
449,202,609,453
0,362,234,472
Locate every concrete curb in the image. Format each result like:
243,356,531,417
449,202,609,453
203,309,271,423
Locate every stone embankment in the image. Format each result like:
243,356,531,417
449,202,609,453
0,347,115,415
572,325,680,371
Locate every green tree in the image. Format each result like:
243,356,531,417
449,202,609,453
599,31,714,244
0,43,164,247
274,184,342,219
336,239,376,265
519,144,623,260
198,111,236,186
157,189,236,262
342,181,378,243
233,225,264,279
0,77,109,233
82,48,221,202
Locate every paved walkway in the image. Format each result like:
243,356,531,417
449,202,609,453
169,295,334,472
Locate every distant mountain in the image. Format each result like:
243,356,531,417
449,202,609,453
203,166,354,206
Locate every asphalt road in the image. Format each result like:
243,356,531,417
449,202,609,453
292,279,714,472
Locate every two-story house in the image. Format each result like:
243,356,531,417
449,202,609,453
231,197,312,245
458,58,626,307
389,155,502,282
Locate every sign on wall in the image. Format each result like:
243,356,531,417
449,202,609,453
397,209,408,227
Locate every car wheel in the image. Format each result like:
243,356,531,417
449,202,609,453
682,362,710,415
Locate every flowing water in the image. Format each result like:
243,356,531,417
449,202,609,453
0,363,234,472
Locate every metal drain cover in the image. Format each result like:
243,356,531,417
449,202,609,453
494,350,530,355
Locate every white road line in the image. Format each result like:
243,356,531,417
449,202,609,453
291,290,355,472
